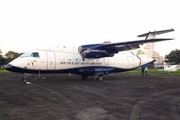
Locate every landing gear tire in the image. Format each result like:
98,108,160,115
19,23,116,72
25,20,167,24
94,75,103,81
22,78,27,83
98,76,103,81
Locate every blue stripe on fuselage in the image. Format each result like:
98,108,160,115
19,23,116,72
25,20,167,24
5,64,138,76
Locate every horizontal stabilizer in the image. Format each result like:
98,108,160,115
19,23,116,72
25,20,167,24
137,29,174,38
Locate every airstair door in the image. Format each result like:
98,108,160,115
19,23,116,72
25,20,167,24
46,51,56,70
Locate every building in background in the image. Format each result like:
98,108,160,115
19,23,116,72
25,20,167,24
151,51,164,68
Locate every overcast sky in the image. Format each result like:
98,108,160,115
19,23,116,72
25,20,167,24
0,0,179,57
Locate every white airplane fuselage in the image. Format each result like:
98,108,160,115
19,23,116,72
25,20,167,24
6,48,153,76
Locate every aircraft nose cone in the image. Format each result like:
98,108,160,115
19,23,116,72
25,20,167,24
5,64,25,73
5,64,14,72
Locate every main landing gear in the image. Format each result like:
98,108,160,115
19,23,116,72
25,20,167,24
94,74,103,81
81,74,104,81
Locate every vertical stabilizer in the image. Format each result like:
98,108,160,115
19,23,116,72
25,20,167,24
135,29,174,58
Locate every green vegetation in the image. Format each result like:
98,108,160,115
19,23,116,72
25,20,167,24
0,69,9,72
165,49,180,64
126,68,180,76
0,51,22,66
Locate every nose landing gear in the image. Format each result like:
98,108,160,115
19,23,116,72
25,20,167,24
21,72,44,84
22,77,27,83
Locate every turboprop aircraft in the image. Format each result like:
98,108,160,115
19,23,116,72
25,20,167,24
5,29,175,82
163,62,179,71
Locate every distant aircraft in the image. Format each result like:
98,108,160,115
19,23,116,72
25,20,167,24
5,29,175,82
163,62,179,71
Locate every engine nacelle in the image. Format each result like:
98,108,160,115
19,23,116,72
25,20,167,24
81,50,114,58
78,44,114,59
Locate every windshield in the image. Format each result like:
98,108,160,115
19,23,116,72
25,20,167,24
20,52,40,58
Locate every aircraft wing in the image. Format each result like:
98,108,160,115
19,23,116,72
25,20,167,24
100,38,174,52
78,38,174,59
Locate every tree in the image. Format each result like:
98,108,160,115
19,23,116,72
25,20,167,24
4,51,22,64
165,49,180,64
0,55,5,66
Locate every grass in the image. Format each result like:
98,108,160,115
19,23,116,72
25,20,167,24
126,68,180,76
0,69,9,72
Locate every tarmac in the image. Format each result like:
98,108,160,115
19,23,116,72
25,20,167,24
0,72,180,120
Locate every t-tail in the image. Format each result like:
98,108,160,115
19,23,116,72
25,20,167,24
133,28,174,58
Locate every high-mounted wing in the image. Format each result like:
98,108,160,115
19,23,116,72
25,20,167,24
78,38,174,59
100,38,174,51
78,29,175,59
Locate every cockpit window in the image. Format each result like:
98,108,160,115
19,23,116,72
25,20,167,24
31,52,39,57
20,52,32,57
20,52,40,58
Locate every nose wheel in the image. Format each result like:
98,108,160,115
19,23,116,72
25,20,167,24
21,74,45,83
22,77,27,83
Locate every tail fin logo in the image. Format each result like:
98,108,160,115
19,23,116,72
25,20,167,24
136,50,145,56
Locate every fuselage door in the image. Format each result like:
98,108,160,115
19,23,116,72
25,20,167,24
46,51,56,70
103,57,109,65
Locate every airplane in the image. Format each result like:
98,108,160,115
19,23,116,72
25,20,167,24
163,62,179,71
5,29,175,82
